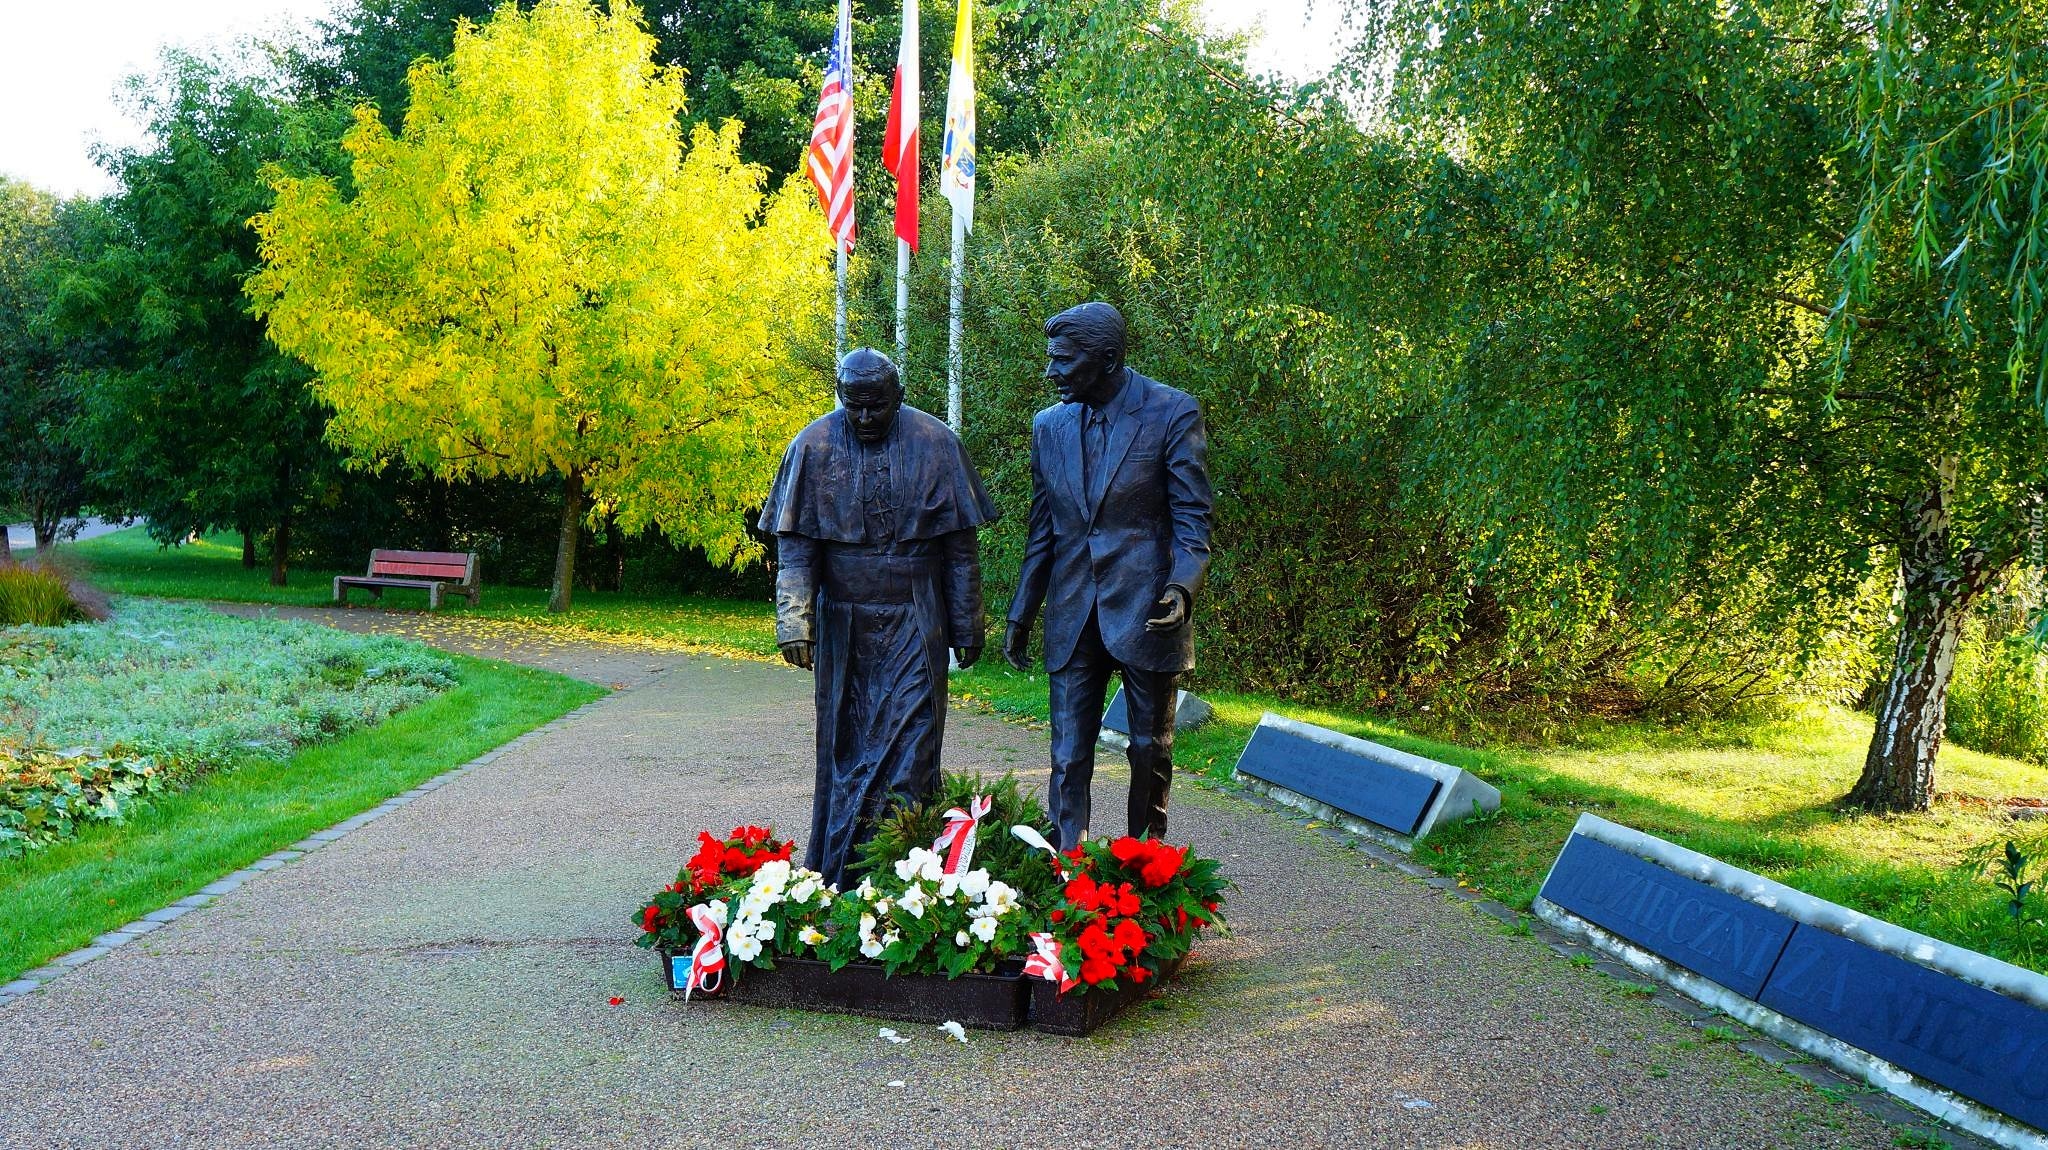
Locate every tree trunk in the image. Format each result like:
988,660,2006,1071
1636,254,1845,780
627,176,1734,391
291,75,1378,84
429,480,452,552
0,520,11,566
603,511,625,593
549,467,585,614
270,510,291,587
1846,463,2006,811
241,527,257,569
32,517,55,555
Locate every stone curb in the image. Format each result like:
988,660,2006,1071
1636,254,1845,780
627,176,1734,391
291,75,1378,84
1210,778,1997,1150
0,689,621,1009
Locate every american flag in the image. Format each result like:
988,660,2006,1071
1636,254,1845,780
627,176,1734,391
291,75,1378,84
808,0,856,253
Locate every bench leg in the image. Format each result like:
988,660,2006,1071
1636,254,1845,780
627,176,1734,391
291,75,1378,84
333,576,345,605
429,585,441,610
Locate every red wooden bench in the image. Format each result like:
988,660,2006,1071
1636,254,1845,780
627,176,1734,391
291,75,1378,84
333,549,480,610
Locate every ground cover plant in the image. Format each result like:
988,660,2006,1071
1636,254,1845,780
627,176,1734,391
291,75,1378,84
0,598,457,852
0,654,602,981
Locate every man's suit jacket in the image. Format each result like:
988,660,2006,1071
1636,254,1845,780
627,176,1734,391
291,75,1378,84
1008,368,1213,674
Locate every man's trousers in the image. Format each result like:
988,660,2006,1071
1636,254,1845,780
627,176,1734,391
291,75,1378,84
1046,610,1180,849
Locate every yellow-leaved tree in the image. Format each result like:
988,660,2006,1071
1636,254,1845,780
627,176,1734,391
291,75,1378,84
248,0,829,611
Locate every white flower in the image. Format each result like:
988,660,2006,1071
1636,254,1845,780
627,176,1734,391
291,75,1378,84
970,916,998,943
800,926,827,947
860,936,886,959
753,859,792,888
958,869,991,899
817,890,834,908
893,848,941,882
856,877,878,900
739,890,775,918
882,929,901,947
726,917,757,943
898,885,929,918
955,930,971,947
859,913,879,940
755,919,777,942
939,1020,968,1043
703,899,729,926
875,899,893,916
938,874,960,900
790,878,821,904
728,933,763,962
981,881,1019,918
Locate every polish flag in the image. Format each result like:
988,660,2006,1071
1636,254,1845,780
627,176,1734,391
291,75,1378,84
882,0,920,250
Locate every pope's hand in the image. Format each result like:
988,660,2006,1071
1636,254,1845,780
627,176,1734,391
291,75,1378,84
953,645,981,669
780,640,814,670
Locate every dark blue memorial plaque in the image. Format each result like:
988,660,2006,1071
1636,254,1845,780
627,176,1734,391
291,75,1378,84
1233,722,1441,837
1759,924,2048,1131
1104,687,1132,736
1539,835,1796,999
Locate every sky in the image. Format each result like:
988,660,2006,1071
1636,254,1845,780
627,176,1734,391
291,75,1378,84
0,0,1350,199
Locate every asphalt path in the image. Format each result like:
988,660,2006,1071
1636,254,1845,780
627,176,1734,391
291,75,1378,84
0,613,1905,1149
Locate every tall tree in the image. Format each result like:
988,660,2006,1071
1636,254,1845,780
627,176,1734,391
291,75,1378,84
0,180,93,557
1342,0,2048,810
61,49,350,585
250,0,830,612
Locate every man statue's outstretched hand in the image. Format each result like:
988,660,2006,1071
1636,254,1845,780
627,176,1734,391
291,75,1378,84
953,645,982,669
1002,622,1033,671
1145,586,1190,632
780,640,814,670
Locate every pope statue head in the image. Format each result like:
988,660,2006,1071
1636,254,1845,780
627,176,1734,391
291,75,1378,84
838,349,904,444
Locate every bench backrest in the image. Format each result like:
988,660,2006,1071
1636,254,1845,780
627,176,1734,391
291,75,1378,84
367,549,475,584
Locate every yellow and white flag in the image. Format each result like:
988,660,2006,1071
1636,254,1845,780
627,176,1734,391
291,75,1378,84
938,0,975,232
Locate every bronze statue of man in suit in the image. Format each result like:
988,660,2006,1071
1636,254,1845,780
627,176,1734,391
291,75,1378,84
1003,303,1213,848
760,349,997,885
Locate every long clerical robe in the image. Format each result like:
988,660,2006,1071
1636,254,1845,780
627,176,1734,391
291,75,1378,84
758,405,997,886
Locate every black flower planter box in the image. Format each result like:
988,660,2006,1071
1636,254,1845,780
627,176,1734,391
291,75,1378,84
729,957,1030,1030
656,946,728,999
1029,955,1187,1037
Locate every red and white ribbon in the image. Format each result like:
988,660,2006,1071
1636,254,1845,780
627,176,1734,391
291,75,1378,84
932,794,994,875
684,903,727,1000
1009,823,1068,879
1023,931,1078,993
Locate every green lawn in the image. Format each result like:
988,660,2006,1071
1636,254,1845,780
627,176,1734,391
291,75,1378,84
70,528,777,657
0,654,602,981
61,526,2048,972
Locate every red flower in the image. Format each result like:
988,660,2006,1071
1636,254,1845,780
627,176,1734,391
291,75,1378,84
1126,965,1150,984
640,904,661,933
1110,836,1146,864
1077,920,1116,961
608,996,624,1006
1138,843,1187,887
1064,874,1103,912
1049,909,1065,923
1111,917,1147,954
1079,956,1117,985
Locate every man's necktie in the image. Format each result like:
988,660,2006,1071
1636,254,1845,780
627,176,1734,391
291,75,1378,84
1083,407,1108,503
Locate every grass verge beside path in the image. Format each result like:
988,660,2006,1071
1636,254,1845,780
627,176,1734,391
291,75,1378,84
0,655,602,982
71,528,776,657
950,660,2048,973
65,526,2048,972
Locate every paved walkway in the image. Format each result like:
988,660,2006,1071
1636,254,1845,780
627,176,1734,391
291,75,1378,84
0,615,1906,1148
4,516,129,552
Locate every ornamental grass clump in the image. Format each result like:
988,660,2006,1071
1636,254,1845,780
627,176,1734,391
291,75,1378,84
0,565,83,627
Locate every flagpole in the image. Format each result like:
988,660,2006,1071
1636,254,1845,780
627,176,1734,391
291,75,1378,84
896,238,910,367
836,245,848,361
946,212,964,432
